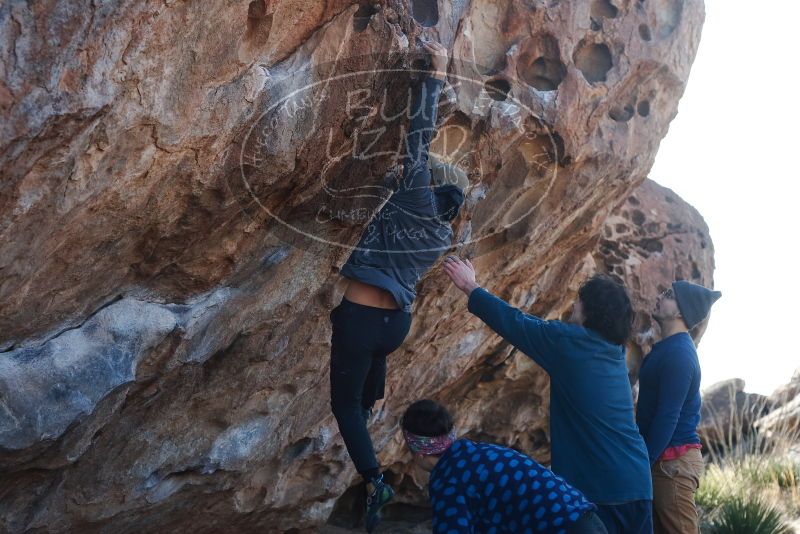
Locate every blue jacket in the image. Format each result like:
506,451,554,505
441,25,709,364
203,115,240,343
340,75,453,312
467,287,653,504
636,332,702,464
429,439,596,533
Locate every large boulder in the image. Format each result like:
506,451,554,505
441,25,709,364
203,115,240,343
0,0,706,531
755,397,800,439
755,368,800,442
768,368,800,408
698,379,771,456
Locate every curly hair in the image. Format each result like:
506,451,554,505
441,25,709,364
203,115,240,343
578,274,634,346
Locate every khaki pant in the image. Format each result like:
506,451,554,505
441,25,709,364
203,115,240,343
651,447,705,534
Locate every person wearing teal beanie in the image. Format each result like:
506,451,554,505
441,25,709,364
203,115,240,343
671,280,722,330
637,280,722,533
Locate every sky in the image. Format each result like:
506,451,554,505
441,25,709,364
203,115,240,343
648,0,799,395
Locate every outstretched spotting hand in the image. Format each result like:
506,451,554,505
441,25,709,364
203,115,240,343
443,256,480,296
420,39,448,81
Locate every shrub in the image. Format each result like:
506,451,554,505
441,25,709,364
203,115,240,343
696,463,731,511
697,381,800,529
707,494,791,534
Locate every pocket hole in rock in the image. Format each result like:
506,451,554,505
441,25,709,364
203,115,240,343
609,104,635,122
485,78,511,101
638,23,652,41
691,261,702,280
411,0,438,27
591,0,619,19
517,34,566,91
573,41,612,84
246,0,272,40
637,100,650,116
353,3,379,33
654,0,682,37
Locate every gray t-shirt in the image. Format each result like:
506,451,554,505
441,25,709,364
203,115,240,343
340,75,452,312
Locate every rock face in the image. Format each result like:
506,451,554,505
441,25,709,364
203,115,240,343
0,0,706,532
768,368,800,408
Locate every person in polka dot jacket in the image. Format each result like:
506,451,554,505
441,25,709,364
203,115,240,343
401,400,608,533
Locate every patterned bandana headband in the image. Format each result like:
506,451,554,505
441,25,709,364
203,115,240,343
402,427,457,455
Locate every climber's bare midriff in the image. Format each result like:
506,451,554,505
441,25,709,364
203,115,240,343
343,278,400,310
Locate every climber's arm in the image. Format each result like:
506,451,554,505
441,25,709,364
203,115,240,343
398,76,444,196
642,355,695,464
396,41,447,199
443,257,560,376
466,287,559,376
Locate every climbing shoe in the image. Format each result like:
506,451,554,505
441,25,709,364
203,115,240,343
364,474,394,533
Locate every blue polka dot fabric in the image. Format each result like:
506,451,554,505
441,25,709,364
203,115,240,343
429,439,595,533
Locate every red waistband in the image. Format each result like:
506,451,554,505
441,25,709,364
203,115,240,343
659,443,702,462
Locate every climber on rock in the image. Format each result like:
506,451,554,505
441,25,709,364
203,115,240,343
444,257,654,534
636,281,721,534
329,39,468,533
401,399,609,533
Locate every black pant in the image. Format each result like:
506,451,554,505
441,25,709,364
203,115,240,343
595,500,653,534
568,510,610,534
329,297,412,476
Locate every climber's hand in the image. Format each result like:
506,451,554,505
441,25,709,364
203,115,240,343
443,256,479,296
420,40,448,81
